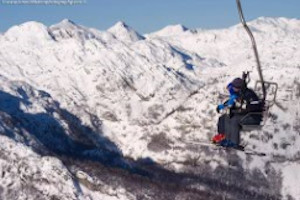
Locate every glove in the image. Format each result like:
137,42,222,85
216,104,225,113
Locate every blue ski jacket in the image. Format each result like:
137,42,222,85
218,83,239,111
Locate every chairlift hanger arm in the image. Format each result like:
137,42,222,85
236,0,266,101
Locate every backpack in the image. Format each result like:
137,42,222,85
238,88,264,124
241,88,264,112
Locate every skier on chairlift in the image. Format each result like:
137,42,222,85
212,75,264,149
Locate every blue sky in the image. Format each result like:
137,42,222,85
0,0,299,33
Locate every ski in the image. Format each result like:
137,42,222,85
214,145,267,156
181,139,267,156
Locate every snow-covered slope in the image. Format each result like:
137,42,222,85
0,17,299,200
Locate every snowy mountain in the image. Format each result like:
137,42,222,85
0,17,299,200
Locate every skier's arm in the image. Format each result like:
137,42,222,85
224,94,238,108
217,94,238,112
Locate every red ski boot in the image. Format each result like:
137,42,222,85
212,133,225,144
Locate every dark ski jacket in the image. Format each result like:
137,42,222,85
230,88,264,114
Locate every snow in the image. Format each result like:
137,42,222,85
271,162,300,200
281,163,300,200
0,17,299,199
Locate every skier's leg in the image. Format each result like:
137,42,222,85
212,115,227,143
224,114,232,141
228,115,244,145
218,114,226,134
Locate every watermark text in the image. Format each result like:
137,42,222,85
1,0,87,5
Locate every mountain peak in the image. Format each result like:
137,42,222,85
149,24,189,37
114,21,129,28
50,19,79,30
14,21,48,31
244,17,300,33
170,24,188,31
4,21,52,41
49,19,96,41
60,18,76,25
108,21,134,33
108,21,144,42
